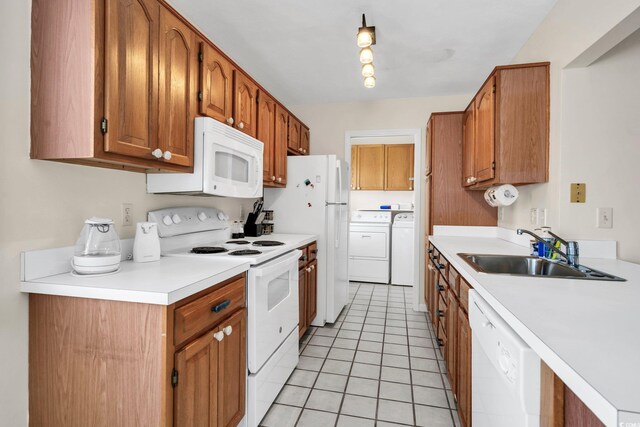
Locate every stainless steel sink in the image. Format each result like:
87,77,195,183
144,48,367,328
458,253,625,281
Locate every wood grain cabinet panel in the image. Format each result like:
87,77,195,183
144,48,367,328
298,267,307,338
446,288,459,395
384,144,415,191
457,307,472,427
351,145,359,190
217,309,247,427
462,101,476,187
158,6,196,167
258,91,277,184
307,260,318,324
274,104,289,185
288,117,301,153
233,70,258,138
301,126,310,155
104,0,160,160
474,76,496,183
199,42,233,124
354,145,385,190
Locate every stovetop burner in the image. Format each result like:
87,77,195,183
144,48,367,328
252,240,285,247
228,249,262,256
226,240,250,245
191,246,228,254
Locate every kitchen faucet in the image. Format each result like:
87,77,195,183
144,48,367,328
516,229,580,267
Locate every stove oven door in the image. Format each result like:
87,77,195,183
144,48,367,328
247,249,301,373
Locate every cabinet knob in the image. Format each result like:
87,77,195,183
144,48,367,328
213,331,224,342
238,122,245,129
163,151,172,160
223,325,233,336
277,177,282,183
310,265,315,270
151,148,163,159
306,267,312,273
298,147,303,152
271,176,276,181
226,117,234,125
357,187,361,190
302,149,307,154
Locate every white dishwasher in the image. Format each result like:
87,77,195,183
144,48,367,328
469,290,541,427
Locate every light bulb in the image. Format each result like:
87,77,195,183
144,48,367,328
359,47,373,64
361,63,374,78
364,76,376,88
357,28,373,48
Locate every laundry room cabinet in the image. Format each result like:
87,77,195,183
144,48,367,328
28,273,247,427
352,144,414,191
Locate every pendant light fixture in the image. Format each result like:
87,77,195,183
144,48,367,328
357,14,377,89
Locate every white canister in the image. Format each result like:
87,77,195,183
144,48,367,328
133,222,161,263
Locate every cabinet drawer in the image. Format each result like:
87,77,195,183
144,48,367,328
175,277,246,347
298,246,309,269
307,242,318,262
448,267,460,297
459,278,472,313
439,255,450,277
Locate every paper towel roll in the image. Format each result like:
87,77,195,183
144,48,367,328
484,184,519,207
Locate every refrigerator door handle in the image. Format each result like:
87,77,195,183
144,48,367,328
336,161,343,249
326,202,348,206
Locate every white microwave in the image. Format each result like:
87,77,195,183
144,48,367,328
147,117,263,198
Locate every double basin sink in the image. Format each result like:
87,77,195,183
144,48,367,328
459,254,625,281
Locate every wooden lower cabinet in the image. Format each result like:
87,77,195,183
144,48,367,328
299,266,308,337
29,273,247,427
457,307,472,427
298,242,318,337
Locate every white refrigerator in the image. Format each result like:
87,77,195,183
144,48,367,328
264,155,349,325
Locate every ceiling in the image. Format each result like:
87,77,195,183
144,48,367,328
168,0,557,105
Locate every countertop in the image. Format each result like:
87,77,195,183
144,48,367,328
21,233,318,305
429,235,640,425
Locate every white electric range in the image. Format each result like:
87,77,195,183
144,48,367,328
149,207,313,427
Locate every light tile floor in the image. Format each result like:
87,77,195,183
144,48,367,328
260,282,462,427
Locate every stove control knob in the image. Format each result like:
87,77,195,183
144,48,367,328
171,214,182,224
197,212,208,222
162,215,173,226
217,212,227,221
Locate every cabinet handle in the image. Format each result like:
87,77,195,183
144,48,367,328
238,122,245,129
438,310,445,318
298,147,303,152
310,249,317,254
277,177,282,183
437,338,444,347
310,265,315,270
226,117,234,125
427,264,434,272
301,255,308,261
357,187,361,190
151,148,163,159
306,267,312,273
163,151,172,160
271,176,276,181
213,331,224,342
437,284,445,292
223,325,233,336
211,299,231,313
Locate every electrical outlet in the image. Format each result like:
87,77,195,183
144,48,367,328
539,208,547,226
530,208,538,225
597,208,613,228
122,203,133,226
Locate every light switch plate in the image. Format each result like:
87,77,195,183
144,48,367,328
597,208,613,228
570,183,586,203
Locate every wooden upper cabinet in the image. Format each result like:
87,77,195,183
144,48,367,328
425,122,433,176
104,0,160,161
199,42,233,124
463,63,550,189
350,145,359,190
274,104,288,185
158,6,196,167
288,117,301,153
355,145,385,190
474,76,496,183
300,126,310,155
462,101,476,187
233,70,258,138
217,309,246,427
384,144,415,191
174,324,219,426
257,91,277,184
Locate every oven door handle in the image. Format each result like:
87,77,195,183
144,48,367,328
252,249,302,278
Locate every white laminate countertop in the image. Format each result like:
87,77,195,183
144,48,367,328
20,233,318,305
429,235,640,426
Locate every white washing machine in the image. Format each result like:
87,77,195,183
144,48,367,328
348,211,392,284
391,213,415,286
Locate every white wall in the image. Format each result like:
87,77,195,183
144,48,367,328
0,2,251,424
350,191,414,212
499,0,640,263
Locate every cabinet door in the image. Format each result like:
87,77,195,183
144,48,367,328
475,76,496,183
300,126,310,155
425,120,433,176
217,309,246,427
104,0,159,159
350,145,359,190
274,104,289,185
462,101,476,187
457,309,472,427
199,42,233,124
158,7,196,167
174,328,219,426
307,260,317,324
356,145,385,190
446,289,459,396
298,267,307,337
288,117,301,153
257,91,276,184
384,144,414,191
233,71,257,137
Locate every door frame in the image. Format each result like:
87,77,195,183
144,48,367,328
344,128,424,312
